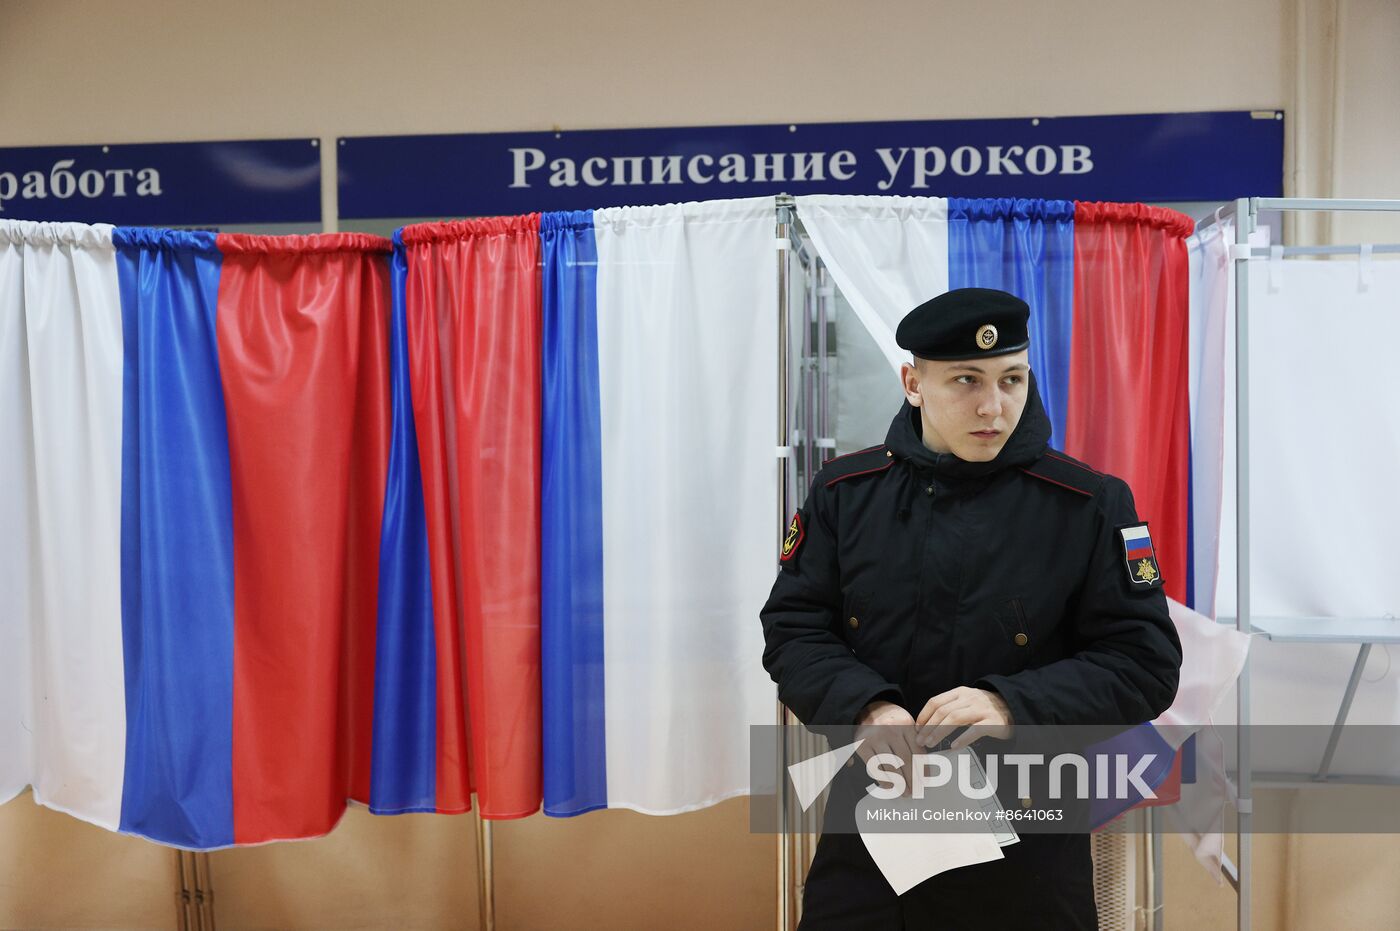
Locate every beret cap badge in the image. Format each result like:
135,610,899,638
976,324,999,350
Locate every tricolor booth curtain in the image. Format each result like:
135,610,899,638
386,216,542,819
798,196,1205,827
799,195,1192,606
539,202,777,816
2,196,1228,852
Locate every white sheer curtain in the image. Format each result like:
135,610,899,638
593,197,777,812
1152,599,1249,879
0,221,127,828
1187,223,1233,616
1171,224,1245,880
1217,258,1400,734
795,195,949,375
1226,258,1400,620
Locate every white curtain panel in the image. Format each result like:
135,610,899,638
1218,258,1400,621
795,195,950,376
1213,257,1400,741
1153,598,1250,880
1173,221,1250,878
0,223,33,809
1169,721,1235,882
833,288,907,455
592,197,778,813
1154,600,1251,739
0,221,126,828
1186,224,1233,616
1178,242,1400,876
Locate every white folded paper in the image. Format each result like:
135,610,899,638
855,748,1014,895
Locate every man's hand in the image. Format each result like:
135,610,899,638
854,700,919,774
857,699,915,729
915,687,1013,751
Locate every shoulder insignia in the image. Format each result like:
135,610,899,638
780,511,804,562
1019,449,1104,497
1117,522,1164,588
820,445,893,488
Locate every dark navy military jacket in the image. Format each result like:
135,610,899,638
761,376,1181,731
760,375,1182,929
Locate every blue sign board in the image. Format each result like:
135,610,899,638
338,111,1283,219
0,139,321,226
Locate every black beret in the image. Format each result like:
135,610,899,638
895,287,1030,361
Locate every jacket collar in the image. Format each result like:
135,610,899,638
883,369,1052,482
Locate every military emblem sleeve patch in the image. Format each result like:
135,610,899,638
1117,523,1163,588
780,511,805,563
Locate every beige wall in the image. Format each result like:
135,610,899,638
1287,0,1400,245
0,0,1292,139
2,1,1399,928
0,792,175,929
0,792,771,931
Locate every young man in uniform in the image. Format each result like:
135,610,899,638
760,287,1182,929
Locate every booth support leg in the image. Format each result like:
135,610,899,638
1233,195,1255,931
475,805,494,931
1150,808,1163,931
775,209,795,931
1316,643,1372,780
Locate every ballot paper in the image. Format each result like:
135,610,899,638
856,748,1017,895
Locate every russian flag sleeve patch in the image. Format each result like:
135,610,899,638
1117,523,1163,588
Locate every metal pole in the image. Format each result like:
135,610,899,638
795,244,811,883
174,850,194,931
808,260,833,880
800,246,815,489
776,207,794,931
1247,244,1400,257
794,244,825,896
475,806,495,931
1254,196,1400,212
817,265,831,465
1316,643,1373,780
1234,196,1254,931
1150,808,1164,931
195,853,216,931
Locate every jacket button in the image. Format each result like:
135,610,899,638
1020,796,1032,808
848,616,860,630
885,450,893,458
925,485,934,495
1014,633,1028,646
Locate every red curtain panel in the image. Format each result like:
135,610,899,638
399,217,543,819
214,233,393,842
1066,202,1193,605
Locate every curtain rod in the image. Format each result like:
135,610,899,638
1195,197,1400,238
1249,244,1400,256
1255,197,1400,212
785,196,1400,222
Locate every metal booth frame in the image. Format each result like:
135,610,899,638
426,195,1400,931
1188,196,1400,931
773,194,1400,931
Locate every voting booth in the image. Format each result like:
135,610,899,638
4,185,1395,930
